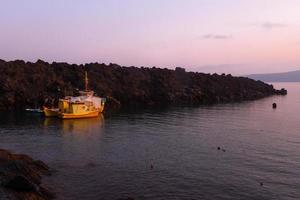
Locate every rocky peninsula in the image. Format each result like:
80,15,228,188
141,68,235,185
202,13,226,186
0,59,287,110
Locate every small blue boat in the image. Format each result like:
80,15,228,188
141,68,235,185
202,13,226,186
25,108,43,113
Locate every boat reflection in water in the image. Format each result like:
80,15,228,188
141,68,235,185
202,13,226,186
44,114,104,134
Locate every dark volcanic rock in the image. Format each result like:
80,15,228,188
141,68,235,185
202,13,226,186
0,149,53,200
4,175,36,191
0,59,286,110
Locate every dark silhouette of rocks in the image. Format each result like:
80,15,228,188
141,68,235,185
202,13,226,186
0,59,287,110
4,175,36,191
0,149,53,200
277,88,287,95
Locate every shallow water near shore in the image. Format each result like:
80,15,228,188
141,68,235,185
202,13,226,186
0,83,299,200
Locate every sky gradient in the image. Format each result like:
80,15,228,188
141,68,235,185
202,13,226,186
1,0,300,74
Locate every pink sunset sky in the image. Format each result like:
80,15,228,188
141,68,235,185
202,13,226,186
1,0,300,75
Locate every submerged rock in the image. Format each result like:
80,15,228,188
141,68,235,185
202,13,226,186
117,197,135,200
0,149,53,200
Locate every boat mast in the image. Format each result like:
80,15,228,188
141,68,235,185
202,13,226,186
85,71,89,92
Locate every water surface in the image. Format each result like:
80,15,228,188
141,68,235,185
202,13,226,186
0,83,299,200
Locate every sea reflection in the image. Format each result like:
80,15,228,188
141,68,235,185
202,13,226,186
1,83,300,200
43,114,104,133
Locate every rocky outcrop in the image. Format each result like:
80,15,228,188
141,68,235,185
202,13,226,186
0,149,53,200
0,59,286,110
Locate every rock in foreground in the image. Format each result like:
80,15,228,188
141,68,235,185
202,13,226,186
0,149,53,200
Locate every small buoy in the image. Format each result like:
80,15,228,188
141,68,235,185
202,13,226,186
217,147,221,150
260,182,264,186
272,103,277,109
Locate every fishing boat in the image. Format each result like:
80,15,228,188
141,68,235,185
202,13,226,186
43,71,105,119
58,90,105,119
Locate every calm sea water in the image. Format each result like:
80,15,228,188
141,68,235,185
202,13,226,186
0,83,299,200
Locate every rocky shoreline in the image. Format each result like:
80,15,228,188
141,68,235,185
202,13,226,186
0,59,287,110
0,149,53,200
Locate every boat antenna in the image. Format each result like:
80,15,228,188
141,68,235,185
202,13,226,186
85,71,89,92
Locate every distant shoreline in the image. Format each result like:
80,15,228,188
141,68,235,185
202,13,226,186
248,70,300,82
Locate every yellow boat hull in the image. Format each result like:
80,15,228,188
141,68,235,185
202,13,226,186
59,110,100,119
43,107,59,117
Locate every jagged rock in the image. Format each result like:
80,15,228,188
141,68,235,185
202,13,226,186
3,175,36,191
0,149,53,200
279,88,287,95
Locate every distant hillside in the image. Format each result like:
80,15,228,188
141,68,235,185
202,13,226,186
248,70,300,82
